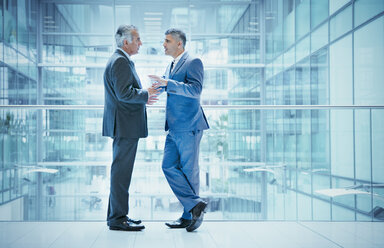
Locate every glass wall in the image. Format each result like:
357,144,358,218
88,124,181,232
264,0,384,221
1,0,384,221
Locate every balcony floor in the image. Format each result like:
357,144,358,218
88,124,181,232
0,221,383,248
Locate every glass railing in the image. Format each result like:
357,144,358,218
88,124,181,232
1,105,383,221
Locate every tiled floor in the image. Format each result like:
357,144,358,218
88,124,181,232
0,221,383,248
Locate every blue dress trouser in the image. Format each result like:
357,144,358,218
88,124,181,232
162,130,203,220
107,137,139,226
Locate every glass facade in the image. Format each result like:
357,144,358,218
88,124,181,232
0,0,383,221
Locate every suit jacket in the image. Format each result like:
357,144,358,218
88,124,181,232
164,52,209,131
102,49,148,138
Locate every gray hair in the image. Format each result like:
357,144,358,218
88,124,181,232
115,25,138,48
165,28,186,48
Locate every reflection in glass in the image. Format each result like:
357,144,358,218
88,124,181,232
311,23,328,53
330,5,352,41
355,110,371,181
17,0,28,56
330,35,352,105
330,110,354,178
295,0,310,41
296,36,309,63
3,0,17,48
265,0,284,61
310,47,328,105
354,16,384,105
355,0,384,27
311,0,328,29
283,0,295,49
329,0,351,15
372,110,384,183
43,4,113,34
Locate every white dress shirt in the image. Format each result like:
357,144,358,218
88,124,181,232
170,51,185,74
117,47,131,60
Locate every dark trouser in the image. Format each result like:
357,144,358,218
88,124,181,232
107,137,139,226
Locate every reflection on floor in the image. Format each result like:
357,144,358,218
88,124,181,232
0,221,383,248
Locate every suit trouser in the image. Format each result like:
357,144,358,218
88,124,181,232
162,130,203,220
107,137,139,226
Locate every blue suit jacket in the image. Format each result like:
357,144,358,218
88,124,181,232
102,49,149,138
164,52,209,131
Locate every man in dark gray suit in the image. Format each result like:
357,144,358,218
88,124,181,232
103,24,158,231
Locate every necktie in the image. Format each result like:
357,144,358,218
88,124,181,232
169,61,175,74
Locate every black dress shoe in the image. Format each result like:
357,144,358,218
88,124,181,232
165,218,192,228
127,217,142,225
109,221,145,231
186,201,207,232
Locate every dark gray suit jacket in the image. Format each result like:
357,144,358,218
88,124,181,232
102,49,148,138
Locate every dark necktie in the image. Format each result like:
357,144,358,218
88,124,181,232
169,61,174,74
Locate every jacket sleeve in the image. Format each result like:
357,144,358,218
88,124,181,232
166,58,203,99
112,57,148,104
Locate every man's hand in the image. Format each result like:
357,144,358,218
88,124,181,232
147,85,160,96
148,75,168,87
147,94,158,105
146,86,160,105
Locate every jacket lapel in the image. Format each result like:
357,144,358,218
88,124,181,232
170,52,188,78
129,61,142,88
115,49,142,89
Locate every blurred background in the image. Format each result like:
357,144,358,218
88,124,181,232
0,0,383,222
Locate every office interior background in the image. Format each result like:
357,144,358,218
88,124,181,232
0,0,383,222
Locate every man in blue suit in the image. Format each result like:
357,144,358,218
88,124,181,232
103,25,158,231
149,28,209,232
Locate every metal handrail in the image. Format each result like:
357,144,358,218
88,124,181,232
1,105,384,110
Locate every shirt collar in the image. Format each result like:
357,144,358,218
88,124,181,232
117,47,131,60
173,50,185,65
